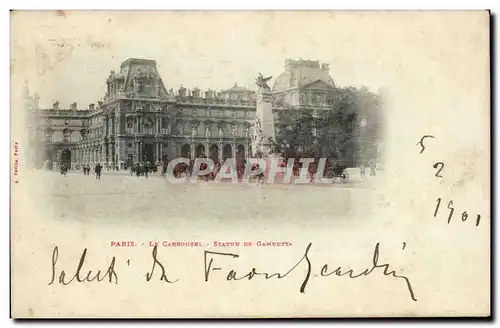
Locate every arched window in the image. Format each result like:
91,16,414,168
144,118,154,135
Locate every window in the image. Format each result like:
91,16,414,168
144,119,154,135
126,121,134,134
45,129,53,142
162,118,170,134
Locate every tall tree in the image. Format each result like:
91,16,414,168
272,86,363,165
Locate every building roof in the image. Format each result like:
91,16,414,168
272,59,335,92
120,58,157,69
224,83,253,93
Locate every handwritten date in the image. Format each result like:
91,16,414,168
433,198,481,226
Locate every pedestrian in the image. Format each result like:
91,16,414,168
135,162,141,178
369,159,376,176
163,156,168,176
144,162,150,179
95,162,102,180
360,163,366,179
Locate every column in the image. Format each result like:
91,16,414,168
101,144,106,164
53,150,58,170
135,141,139,162
156,142,160,162
232,140,236,159
159,116,163,134
218,143,223,162
105,143,109,165
115,113,120,135
135,117,139,134
205,143,209,158
111,143,116,164
116,139,121,167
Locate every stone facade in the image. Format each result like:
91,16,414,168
25,57,381,169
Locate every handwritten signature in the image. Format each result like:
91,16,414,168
48,243,417,302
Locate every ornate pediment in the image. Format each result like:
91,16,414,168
300,79,334,90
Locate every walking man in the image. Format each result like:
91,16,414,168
135,162,141,178
95,162,102,179
144,162,150,179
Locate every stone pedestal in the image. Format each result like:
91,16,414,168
254,88,276,156
251,86,275,157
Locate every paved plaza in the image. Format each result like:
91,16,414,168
32,168,381,232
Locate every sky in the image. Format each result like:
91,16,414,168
10,11,487,110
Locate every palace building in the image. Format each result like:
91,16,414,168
26,57,381,169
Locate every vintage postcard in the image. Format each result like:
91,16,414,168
10,11,490,318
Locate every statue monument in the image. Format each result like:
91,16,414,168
252,73,276,156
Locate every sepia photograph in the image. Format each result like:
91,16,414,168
10,10,490,318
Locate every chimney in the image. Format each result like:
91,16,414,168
205,89,214,99
285,59,293,72
321,63,329,72
192,88,200,98
33,93,40,109
178,86,186,97
89,103,95,111
71,102,77,110
97,101,103,108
